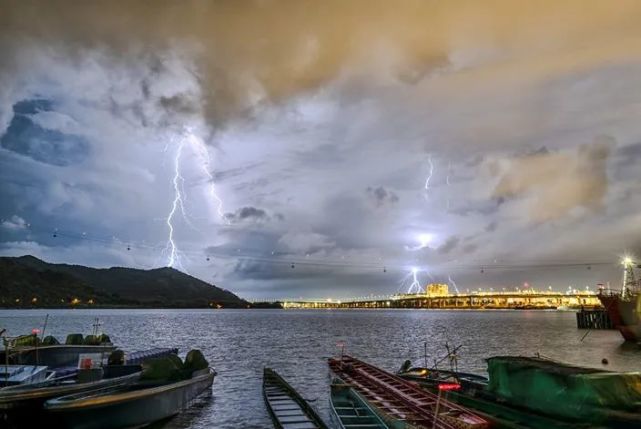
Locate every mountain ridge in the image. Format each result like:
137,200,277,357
0,255,248,308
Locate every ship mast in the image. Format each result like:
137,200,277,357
622,257,638,298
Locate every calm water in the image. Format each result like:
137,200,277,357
1,309,639,428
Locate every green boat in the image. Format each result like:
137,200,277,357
398,356,641,428
330,378,393,429
263,367,329,429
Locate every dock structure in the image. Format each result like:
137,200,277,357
576,308,613,329
280,289,601,310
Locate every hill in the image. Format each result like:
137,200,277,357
0,255,247,308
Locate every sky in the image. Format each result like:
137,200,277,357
1,1,641,300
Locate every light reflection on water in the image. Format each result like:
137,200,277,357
1,309,639,428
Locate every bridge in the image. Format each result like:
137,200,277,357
278,285,601,309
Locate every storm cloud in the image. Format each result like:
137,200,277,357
2,1,641,299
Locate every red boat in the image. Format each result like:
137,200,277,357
328,355,489,429
597,257,641,342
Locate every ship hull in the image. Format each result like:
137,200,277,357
598,294,641,341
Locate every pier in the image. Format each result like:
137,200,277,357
576,308,614,329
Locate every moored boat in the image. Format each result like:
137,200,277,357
330,378,393,429
328,355,489,429
1,332,115,367
397,361,488,395
0,348,177,413
44,349,215,429
0,365,52,387
401,355,641,428
596,257,641,342
263,367,329,429
398,361,583,429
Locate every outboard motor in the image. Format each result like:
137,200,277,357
108,350,125,366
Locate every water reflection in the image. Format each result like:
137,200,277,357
0,309,638,428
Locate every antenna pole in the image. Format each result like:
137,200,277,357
424,341,428,369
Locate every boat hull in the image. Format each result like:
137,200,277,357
330,380,392,429
0,345,115,367
598,294,641,341
45,370,215,429
263,367,328,429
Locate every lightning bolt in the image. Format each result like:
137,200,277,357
424,154,434,191
446,160,451,210
185,131,229,224
163,129,228,270
165,140,187,271
448,274,460,294
399,267,424,294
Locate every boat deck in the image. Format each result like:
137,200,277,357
328,355,488,429
263,368,326,429
125,347,179,364
331,382,389,429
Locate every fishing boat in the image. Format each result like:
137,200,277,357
483,356,641,425
0,348,177,414
399,355,641,428
1,331,114,368
263,367,329,429
398,361,582,429
328,355,489,429
597,257,641,341
44,349,215,429
330,378,393,429
398,362,488,395
0,365,52,387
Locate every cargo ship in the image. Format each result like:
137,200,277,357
597,257,641,341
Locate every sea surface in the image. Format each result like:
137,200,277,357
1,309,639,428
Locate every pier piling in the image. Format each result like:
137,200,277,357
576,309,613,330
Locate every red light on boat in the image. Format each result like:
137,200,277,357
438,382,461,391
31,328,40,335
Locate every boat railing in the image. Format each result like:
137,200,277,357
597,288,621,297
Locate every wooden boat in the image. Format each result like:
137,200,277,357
0,347,178,423
44,367,215,429
328,355,489,429
330,378,392,429
263,367,329,429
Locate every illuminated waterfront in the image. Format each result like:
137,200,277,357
280,286,601,309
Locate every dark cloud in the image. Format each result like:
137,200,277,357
438,236,460,254
1,99,89,166
491,137,612,222
366,186,399,207
462,243,479,254
615,142,641,171
485,221,498,232
224,206,268,223
3,2,641,300
232,259,324,281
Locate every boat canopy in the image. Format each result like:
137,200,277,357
487,356,641,422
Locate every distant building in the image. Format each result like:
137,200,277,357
425,283,449,296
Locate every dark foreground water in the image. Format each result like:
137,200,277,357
1,309,639,428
